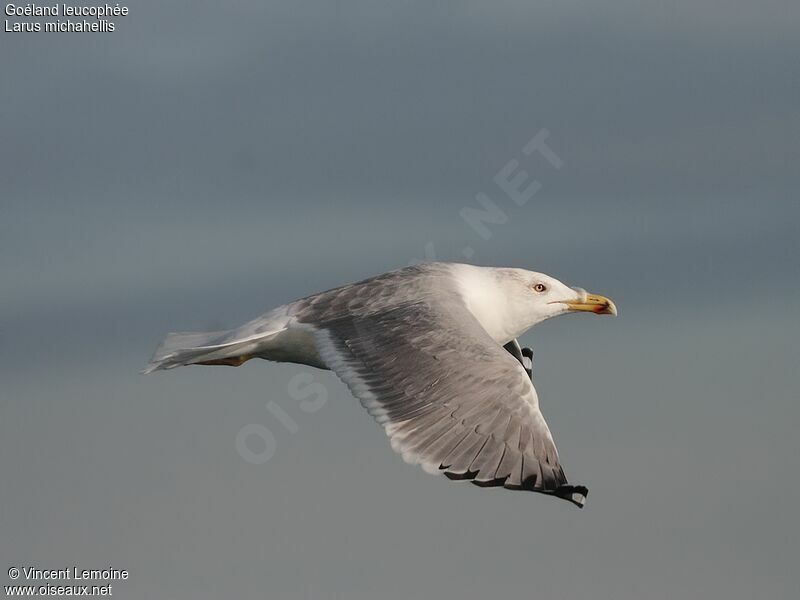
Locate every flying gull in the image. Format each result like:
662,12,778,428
144,262,616,507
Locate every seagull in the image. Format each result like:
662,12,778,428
145,262,616,507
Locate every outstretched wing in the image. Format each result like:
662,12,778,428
299,300,586,507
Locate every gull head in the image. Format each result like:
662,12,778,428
453,264,618,343
503,268,617,326
459,266,617,343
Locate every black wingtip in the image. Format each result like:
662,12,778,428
459,472,588,508
553,485,588,508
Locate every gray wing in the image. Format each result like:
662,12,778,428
300,298,586,507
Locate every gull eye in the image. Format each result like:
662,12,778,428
533,283,547,293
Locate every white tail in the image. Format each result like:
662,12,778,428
142,330,242,373
143,306,295,374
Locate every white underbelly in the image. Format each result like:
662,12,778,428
258,326,328,370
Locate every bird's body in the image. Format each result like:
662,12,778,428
145,262,616,507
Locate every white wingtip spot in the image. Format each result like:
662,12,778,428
419,461,443,475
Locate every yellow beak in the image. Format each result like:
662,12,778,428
562,293,618,316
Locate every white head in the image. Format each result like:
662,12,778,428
454,265,617,344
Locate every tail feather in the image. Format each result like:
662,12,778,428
142,329,251,374
143,305,293,374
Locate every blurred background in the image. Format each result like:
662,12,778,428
2,1,798,598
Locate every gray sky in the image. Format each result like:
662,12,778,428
2,2,799,599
